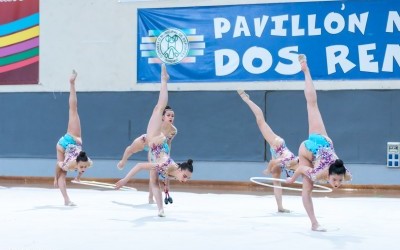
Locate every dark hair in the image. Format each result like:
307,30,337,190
178,159,194,173
163,105,173,115
76,151,89,163
329,159,346,176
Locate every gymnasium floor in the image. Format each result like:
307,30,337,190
1,181,399,250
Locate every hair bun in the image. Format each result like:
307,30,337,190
187,159,193,165
335,159,344,166
79,151,87,157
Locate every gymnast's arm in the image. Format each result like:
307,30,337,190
115,162,158,189
56,161,78,173
268,159,282,173
75,171,84,182
167,127,177,153
286,165,311,183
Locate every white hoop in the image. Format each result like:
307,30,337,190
71,180,137,191
250,177,332,193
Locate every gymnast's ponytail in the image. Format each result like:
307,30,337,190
178,159,194,173
329,159,346,176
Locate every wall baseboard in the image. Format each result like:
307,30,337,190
1,176,399,191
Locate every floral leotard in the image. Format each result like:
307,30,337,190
270,137,298,176
57,133,91,172
142,125,177,152
304,133,351,182
148,133,177,180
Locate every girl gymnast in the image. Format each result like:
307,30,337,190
117,105,177,204
54,70,92,206
238,90,298,213
115,64,193,217
287,55,351,231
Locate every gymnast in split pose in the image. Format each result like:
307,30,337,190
117,105,177,204
287,54,351,231
238,90,298,213
54,70,92,206
115,64,193,217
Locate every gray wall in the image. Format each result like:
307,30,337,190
2,90,400,185
0,91,264,161
1,90,399,165
265,90,400,164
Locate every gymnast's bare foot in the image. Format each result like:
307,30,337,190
70,70,77,84
312,224,327,232
158,209,166,217
161,64,169,83
117,160,126,170
65,201,77,206
298,54,307,64
237,89,249,101
298,54,309,72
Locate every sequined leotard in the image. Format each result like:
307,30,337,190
142,125,177,152
57,134,83,172
148,133,177,180
304,134,351,182
270,137,298,176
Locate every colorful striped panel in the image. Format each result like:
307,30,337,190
0,26,39,48
0,47,39,66
0,56,38,74
0,37,39,57
0,13,39,36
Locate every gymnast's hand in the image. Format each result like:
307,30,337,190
286,177,295,184
115,178,128,190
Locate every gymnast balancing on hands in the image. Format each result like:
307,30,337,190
54,70,93,206
115,64,193,217
286,54,351,231
117,105,177,204
238,90,298,213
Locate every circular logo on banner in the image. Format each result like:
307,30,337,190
156,28,189,64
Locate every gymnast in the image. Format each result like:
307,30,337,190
287,54,352,231
117,105,177,204
238,90,298,213
54,70,92,206
115,64,193,217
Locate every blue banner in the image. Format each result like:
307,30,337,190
137,0,400,83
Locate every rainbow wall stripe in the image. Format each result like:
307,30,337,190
0,9,39,85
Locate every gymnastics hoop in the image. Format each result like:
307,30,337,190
71,180,137,191
250,177,332,193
